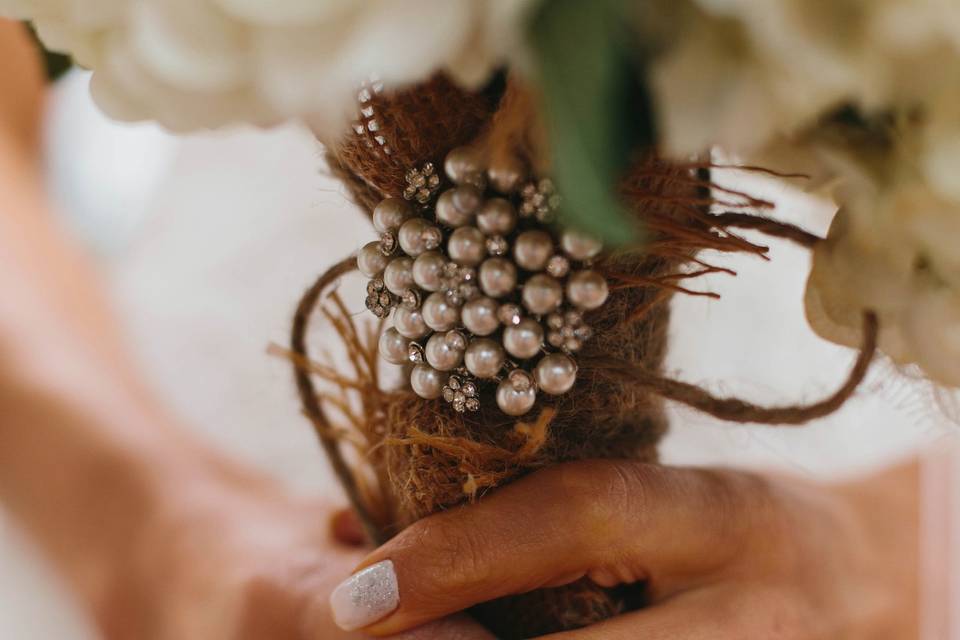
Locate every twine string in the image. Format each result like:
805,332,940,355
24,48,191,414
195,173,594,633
585,311,878,425
290,255,386,545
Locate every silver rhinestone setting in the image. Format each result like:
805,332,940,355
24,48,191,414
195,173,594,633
369,146,608,416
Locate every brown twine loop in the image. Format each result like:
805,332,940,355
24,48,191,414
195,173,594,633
289,254,387,546
289,257,879,544
289,74,883,638
710,211,822,249
586,311,879,425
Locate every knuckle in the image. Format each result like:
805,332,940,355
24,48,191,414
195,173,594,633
699,470,747,542
549,460,655,543
397,514,491,599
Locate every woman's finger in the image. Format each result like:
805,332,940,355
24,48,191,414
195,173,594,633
0,19,45,153
330,507,368,547
329,460,759,635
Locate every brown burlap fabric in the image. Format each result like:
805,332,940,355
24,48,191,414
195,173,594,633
315,74,761,638
291,67,880,638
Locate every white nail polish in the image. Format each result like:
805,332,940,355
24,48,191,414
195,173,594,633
330,559,400,631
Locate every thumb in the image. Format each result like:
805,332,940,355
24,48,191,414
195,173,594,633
329,461,753,636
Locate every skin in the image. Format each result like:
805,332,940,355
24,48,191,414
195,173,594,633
0,19,490,640
0,18,924,640
353,460,920,639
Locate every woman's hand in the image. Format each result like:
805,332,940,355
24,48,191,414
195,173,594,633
332,459,919,638
0,20,493,640
88,457,494,640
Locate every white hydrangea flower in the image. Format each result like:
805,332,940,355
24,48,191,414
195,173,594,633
2,0,537,133
641,0,960,385
650,0,960,157
805,134,960,387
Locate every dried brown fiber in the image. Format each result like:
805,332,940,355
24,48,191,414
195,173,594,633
289,75,878,638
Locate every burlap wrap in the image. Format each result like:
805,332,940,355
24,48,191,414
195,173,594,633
310,75,790,638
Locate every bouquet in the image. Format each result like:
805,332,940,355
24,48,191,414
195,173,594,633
10,0,960,636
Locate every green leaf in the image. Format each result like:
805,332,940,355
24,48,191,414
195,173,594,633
529,0,653,245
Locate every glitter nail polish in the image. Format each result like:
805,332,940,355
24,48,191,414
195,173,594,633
330,559,400,631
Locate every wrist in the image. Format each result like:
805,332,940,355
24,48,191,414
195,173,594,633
0,368,232,608
831,462,920,638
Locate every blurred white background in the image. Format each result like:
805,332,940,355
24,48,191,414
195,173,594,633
0,71,954,638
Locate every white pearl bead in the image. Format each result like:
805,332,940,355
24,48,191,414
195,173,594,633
383,257,415,295
465,338,506,378
393,305,429,340
448,226,487,267
444,146,486,187
534,353,578,395
503,318,544,359
412,251,446,292
410,363,448,399
379,327,410,364
496,376,537,416
561,229,604,261
567,270,609,311
373,198,414,233
479,257,518,299
425,331,466,371
461,297,501,336
358,241,389,277
436,185,482,228
422,292,460,331
398,218,441,256
522,274,563,315
476,198,518,236
487,157,526,194
514,230,555,272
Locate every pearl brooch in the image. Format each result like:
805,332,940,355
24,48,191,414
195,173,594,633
367,146,607,416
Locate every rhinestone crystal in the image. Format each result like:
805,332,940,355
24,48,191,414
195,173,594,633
379,231,398,255
403,162,442,204
407,343,425,363
441,373,481,413
365,279,394,318
486,235,509,256
546,254,571,278
400,289,421,310
497,303,523,327
364,153,608,417
545,309,593,352
519,179,561,222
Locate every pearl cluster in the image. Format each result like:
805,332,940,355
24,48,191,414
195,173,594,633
362,146,609,416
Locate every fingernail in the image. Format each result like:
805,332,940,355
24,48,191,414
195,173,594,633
330,559,399,631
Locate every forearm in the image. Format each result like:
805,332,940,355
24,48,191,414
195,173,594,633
0,137,219,605
0,372,205,604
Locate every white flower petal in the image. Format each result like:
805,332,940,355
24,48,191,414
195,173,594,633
17,0,520,133
903,290,960,386
210,0,349,26
129,0,247,92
